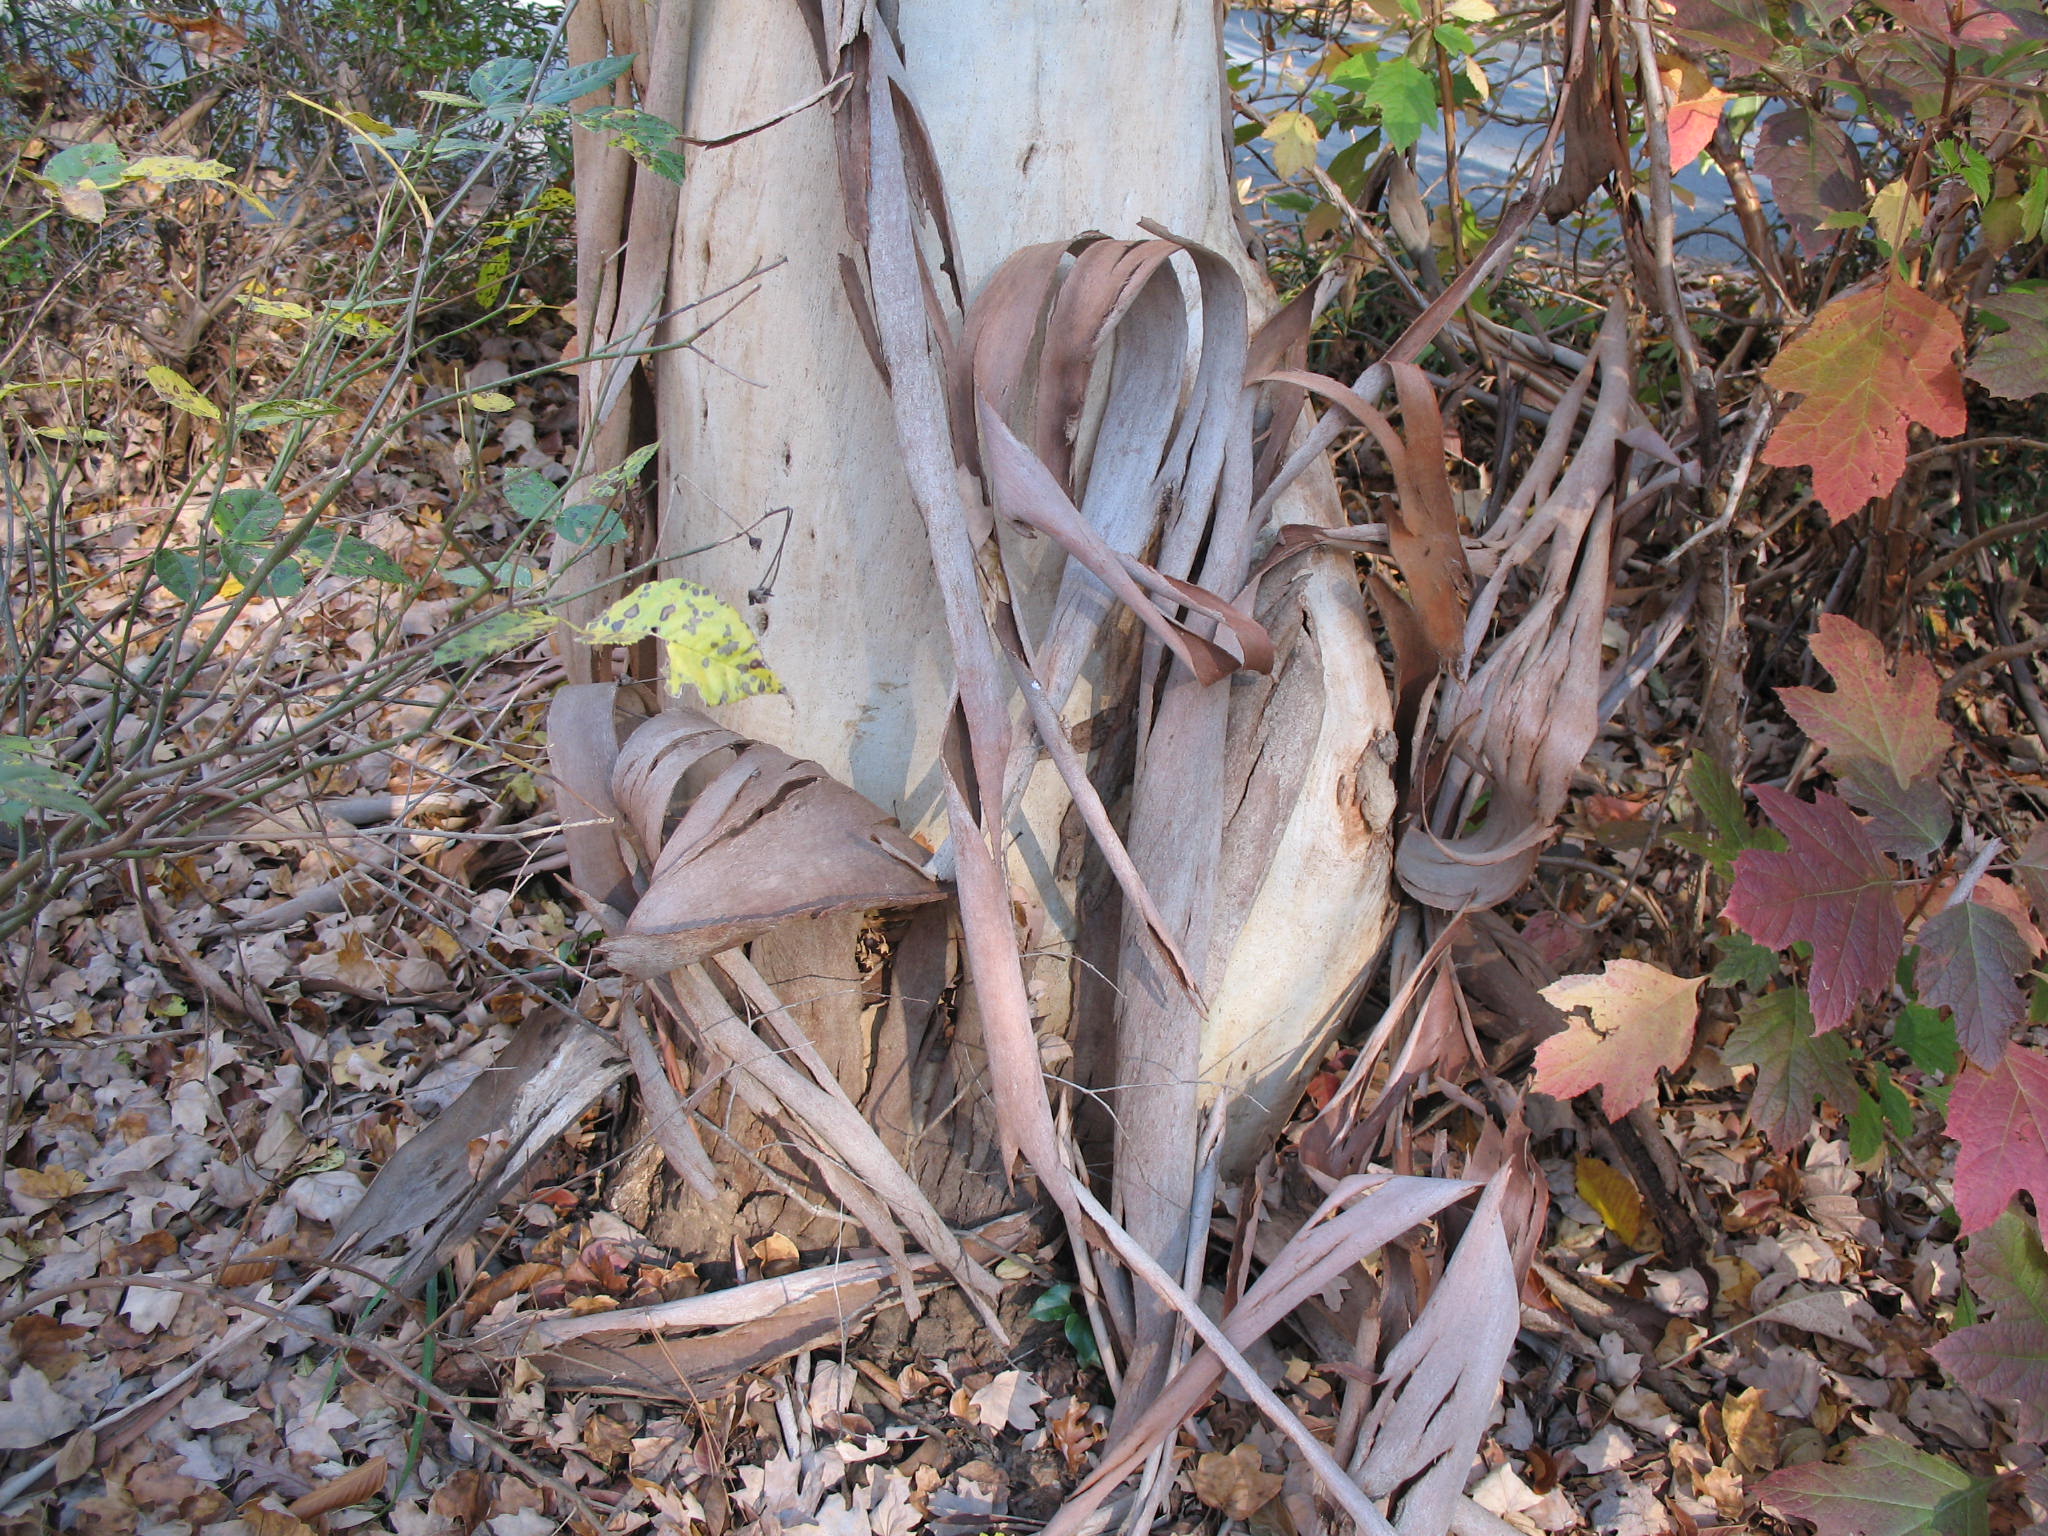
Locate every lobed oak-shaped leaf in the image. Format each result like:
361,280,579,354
1761,280,1967,523
1724,788,1905,1034
1946,1046,2048,1233
1723,987,1857,1153
1966,286,2048,402
1759,1437,1990,1536
1779,614,1953,858
1535,960,1703,1121
1916,901,2029,1068
1930,1208,2048,1442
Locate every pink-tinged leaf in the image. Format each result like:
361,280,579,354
1534,960,1703,1121
1668,0,1776,63
1966,287,2048,402
1760,280,1967,523
1930,1208,2048,1442
1752,107,1863,257
1659,61,1728,173
1723,987,1857,1153
1945,1045,2048,1233
1916,902,2029,1068
1724,788,1905,1033
1758,1437,1992,1536
2011,825,2048,924
1877,0,2020,45
1778,614,1953,858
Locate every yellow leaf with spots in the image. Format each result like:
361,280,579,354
582,579,781,707
1575,1155,1650,1249
145,365,221,420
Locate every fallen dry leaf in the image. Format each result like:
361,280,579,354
1191,1443,1286,1520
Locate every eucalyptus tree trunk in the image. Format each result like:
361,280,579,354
563,0,1398,1399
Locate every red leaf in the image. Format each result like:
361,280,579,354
1758,1438,1992,1536
1534,961,1703,1120
1668,0,1776,64
1778,615,1953,858
1724,788,1904,1034
1752,108,1863,257
1915,901,2029,1068
1760,280,1967,523
1930,1208,2048,1442
1945,1045,2048,1233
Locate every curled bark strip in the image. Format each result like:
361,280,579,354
975,396,1270,687
1396,305,1633,912
602,703,943,978
1262,365,1472,666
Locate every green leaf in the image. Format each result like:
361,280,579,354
1875,1061,1913,1136
503,466,562,522
295,529,406,583
468,57,538,106
221,541,307,598
154,548,221,605
1759,1437,1991,1536
417,89,482,107
434,609,560,666
1362,58,1438,153
1327,52,1377,91
1894,1003,1959,1076
584,578,782,707
1724,987,1855,1152
1028,1284,1076,1322
211,488,288,544
1848,1086,1885,1162
1711,929,1781,989
0,742,103,830
238,398,337,428
1677,751,1785,874
43,142,128,190
1064,1309,1101,1369
554,502,627,545
535,53,637,107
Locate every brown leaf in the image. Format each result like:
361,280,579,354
1192,1444,1285,1520
430,1468,492,1534
216,1235,292,1287
241,1504,319,1536
462,1261,560,1322
1723,1387,1780,1473
11,1316,87,1378
287,1458,389,1521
